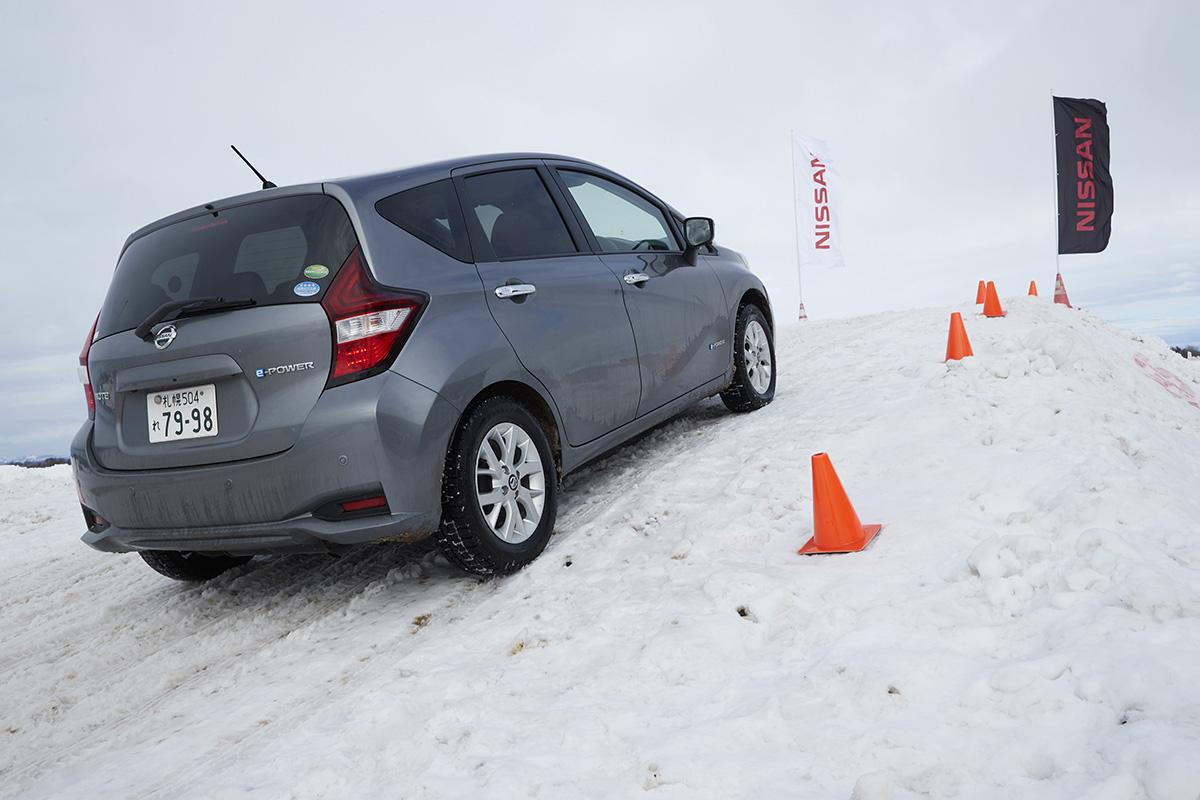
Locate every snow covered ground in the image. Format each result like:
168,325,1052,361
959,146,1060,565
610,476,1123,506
3,296,1200,799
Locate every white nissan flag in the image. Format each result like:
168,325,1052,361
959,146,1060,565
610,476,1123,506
791,133,846,270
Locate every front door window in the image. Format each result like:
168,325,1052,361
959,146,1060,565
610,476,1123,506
557,170,678,253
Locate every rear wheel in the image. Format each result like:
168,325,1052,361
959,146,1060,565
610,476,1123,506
139,551,251,581
720,304,776,412
436,397,558,576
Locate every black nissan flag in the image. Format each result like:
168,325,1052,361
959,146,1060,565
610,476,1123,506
1054,97,1113,254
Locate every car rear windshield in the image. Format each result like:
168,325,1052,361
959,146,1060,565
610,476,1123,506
96,194,357,339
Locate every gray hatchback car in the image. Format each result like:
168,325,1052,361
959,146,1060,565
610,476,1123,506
72,153,775,579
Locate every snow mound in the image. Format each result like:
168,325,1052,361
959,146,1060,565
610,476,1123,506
3,297,1200,799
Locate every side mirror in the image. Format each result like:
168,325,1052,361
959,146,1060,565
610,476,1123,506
683,217,714,265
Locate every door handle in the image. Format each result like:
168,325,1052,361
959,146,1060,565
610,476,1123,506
623,273,650,286
495,283,536,299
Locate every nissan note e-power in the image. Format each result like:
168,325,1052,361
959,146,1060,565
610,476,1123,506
72,154,776,580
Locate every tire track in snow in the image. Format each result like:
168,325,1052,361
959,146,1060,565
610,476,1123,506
129,572,492,800
2,543,442,788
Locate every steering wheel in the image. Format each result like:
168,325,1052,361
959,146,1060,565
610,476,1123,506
630,239,669,252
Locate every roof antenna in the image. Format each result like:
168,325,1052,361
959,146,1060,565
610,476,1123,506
230,144,277,190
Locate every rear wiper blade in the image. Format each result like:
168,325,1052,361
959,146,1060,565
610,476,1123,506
135,296,257,341
175,296,257,322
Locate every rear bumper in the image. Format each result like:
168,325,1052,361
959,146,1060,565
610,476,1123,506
80,510,437,555
71,370,459,554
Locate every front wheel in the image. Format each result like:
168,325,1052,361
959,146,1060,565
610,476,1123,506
436,397,558,576
720,304,776,412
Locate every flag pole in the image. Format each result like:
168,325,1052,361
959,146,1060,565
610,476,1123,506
1050,97,1061,281
789,129,806,320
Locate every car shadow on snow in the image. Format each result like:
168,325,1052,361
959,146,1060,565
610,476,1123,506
195,539,450,602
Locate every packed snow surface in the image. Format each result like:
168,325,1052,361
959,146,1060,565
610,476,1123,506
3,297,1200,799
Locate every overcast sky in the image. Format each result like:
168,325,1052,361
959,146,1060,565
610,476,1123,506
2,0,1198,457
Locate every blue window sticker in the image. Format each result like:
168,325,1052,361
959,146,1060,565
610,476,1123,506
293,281,321,297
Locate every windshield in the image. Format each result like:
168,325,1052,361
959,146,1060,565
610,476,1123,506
97,194,357,339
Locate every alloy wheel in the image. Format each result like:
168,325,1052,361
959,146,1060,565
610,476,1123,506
744,319,772,394
475,422,546,544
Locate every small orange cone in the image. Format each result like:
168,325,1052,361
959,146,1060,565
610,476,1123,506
1028,281,1038,296
975,280,986,304
945,312,973,361
799,453,882,555
1053,272,1072,307
982,281,1006,318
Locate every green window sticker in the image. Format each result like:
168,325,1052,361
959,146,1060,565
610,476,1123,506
303,264,329,280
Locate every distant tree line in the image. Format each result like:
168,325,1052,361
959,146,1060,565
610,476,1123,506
1,457,70,468
1172,346,1200,359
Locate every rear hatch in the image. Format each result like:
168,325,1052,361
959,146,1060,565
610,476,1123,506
88,193,358,470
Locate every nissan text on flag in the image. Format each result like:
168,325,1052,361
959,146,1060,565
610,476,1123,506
1053,96,1113,254
72,153,776,580
790,133,846,321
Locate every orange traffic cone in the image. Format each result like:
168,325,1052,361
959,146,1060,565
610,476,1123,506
799,453,883,555
975,280,986,304
1028,281,1038,296
945,312,973,361
1053,272,1072,307
982,281,1006,318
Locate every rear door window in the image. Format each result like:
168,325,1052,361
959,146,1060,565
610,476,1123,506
459,169,577,261
97,194,357,339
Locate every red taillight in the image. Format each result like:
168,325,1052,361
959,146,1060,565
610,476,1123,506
79,314,99,419
321,246,425,387
81,505,108,532
339,495,388,513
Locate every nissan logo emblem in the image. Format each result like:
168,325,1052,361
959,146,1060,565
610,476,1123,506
154,324,177,350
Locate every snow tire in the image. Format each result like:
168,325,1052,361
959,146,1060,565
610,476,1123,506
720,303,776,412
139,551,251,581
435,396,558,576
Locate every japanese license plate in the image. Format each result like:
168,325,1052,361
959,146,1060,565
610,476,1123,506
147,383,218,443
